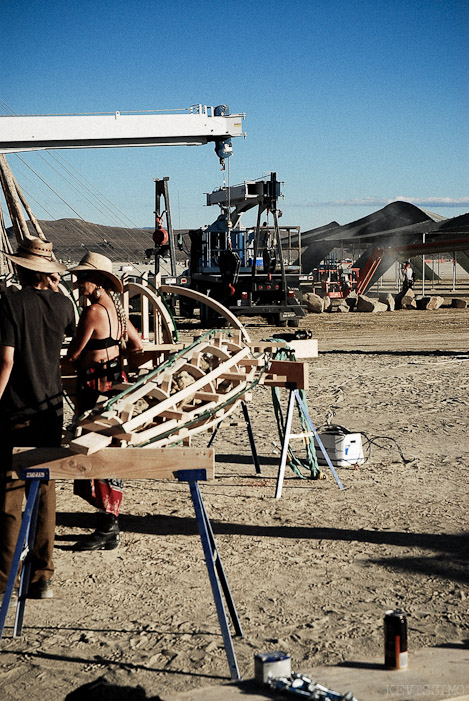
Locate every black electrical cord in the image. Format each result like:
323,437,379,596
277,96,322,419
360,432,414,465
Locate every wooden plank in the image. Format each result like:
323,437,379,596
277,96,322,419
69,432,113,455
219,371,247,382
12,447,215,480
114,379,160,407
286,339,318,358
247,339,318,359
193,391,221,402
264,360,309,390
239,358,264,368
74,420,125,435
159,408,184,420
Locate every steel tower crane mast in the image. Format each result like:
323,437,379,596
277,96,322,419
0,104,245,155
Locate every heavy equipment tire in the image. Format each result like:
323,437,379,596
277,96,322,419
288,318,300,328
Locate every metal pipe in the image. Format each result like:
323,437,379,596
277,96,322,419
422,233,426,296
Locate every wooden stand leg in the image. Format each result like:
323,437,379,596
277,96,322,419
0,479,41,642
274,390,296,499
208,402,261,476
295,392,344,490
241,401,261,475
178,469,242,681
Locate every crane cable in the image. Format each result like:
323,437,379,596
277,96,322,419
0,99,156,273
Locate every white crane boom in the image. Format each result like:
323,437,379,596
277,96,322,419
0,104,245,154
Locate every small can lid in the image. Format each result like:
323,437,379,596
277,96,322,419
385,609,406,617
255,651,290,663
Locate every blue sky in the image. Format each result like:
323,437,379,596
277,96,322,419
1,0,467,234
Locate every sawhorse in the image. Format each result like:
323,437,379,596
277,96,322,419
0,477,41,640
275,389,344,498
0,447,243,681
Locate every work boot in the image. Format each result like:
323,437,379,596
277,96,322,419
74,513,121,551
28,579,53,599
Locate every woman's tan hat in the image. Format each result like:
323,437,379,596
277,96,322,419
3,237,67,273
68,251,123,293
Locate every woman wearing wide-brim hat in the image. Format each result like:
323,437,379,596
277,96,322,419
66,251,142,551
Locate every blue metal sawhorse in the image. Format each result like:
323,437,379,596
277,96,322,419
0,467,244,681
0,475,42,641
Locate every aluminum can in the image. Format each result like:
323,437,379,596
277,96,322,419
384,609,408,669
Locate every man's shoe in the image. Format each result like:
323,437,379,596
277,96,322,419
28,579,53,599
74,513,121,551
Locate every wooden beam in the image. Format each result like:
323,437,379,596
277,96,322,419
263,360,309,390
219,371,248,382
248,339,318,359
12,447,215,480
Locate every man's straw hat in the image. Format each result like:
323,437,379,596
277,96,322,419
68,251,123,293
3,237,67,274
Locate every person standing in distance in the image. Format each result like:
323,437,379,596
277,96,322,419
0,237,76,599
402,261,415,293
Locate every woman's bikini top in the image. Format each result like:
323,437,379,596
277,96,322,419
82,303,120,352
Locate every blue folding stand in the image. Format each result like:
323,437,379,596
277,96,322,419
0,475,42,641
0,468,243,681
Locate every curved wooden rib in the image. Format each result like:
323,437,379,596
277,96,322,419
124,281,176,343
160,284,251,343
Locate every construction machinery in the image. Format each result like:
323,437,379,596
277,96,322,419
175,173,305,326
305,259,360,298
0,104,244,156
0,102,244,277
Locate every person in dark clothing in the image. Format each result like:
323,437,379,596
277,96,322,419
0,237,75,599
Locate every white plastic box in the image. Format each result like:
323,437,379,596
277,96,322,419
314,429,365,467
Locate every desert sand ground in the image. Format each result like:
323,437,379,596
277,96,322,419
0,295,468,700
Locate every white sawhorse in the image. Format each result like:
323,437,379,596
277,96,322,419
275,389,344,498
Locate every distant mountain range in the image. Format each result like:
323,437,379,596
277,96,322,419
6,218,190,264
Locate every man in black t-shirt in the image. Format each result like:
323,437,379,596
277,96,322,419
0,237,75,599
